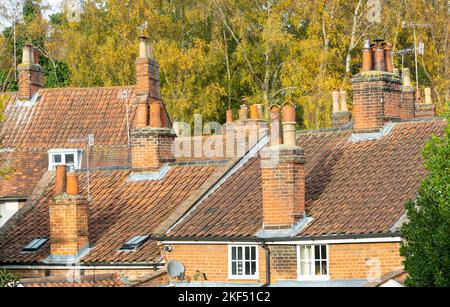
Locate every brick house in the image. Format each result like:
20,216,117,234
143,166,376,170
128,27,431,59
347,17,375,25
0,37,446,287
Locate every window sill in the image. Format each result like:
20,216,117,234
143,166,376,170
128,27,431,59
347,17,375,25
297,275,331,281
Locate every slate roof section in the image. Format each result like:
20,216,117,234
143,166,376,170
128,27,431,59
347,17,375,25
167,119,447,238
0,164,218,264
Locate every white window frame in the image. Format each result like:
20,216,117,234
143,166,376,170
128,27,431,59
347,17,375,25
297,245,330,281
48,149,83,171
228,245,259,280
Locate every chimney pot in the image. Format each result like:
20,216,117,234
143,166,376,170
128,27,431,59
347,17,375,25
250,104,259,120
22,44,33,65
150,102,162,128
139,36,149,58
332,91,340,113
339,90,349,112
282,102,296,146
33,47,39,65
55,165,67,195
238,105,249,121
384,44,393,73
226,109,233,124
269,105,283,146
66,172,79,196
402,68,412,87
362,40,373,72
374,46,386,71
424,87,432,104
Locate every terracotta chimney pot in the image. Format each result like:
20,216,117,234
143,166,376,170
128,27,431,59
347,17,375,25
55,165,67,195
150,102,162,128
269,105,283,146
226,109,233,123
424,87,432,104
66,172,79,196
384,43,393,73
340,90,349,112
362,40,372,72
332,91,340,113
250,104,259,120
374,46,386,71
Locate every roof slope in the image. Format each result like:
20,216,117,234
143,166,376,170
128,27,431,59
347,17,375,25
0,163,218,264
20,273,125,287
168,119,447,238
0,87,135,198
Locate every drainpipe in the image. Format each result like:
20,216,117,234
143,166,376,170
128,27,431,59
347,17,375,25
261,242,271,287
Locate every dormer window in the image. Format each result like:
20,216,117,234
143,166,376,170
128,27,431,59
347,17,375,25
48,149,82,171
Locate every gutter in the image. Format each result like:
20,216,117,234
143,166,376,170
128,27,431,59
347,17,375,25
261,243,271,287
157,232,402,243
0,263,165,271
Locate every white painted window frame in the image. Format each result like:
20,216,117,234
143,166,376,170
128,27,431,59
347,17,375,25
48,149,83,171
228,245,259,280
297,244,330,281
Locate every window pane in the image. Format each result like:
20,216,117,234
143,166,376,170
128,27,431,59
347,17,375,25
315,245,320,259
237,261,243,275
322,261,328,275
321,245,327,259
245,261,250,275
232,247,236,260
237,247,242,260
66,154,75,164
251,261,256,275
300,261,311,276
232,261,237,275
315,260,321,275
53,154,62,163
250,247,256,260
245,247,250,260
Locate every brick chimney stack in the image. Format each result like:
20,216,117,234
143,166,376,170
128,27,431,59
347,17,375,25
131,36,176,171
400,68,416,120
331,90,351,128
415,87,436,118
261,104,306,231
351,39,401,133
18,43,44,101
49,166,89,263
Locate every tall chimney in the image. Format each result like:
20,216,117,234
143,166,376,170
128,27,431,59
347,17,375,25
362,40,372,72
132,36,176,171
269,105,283,146
400,68,416,120
48,167,89,265
18,43,44,101
282,102,296,146
415,87,436,118
351,39,401,133
261,102,306,231
331,90,351,129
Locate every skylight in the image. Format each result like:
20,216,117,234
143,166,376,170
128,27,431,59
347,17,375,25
22,237,48,252
120,236,150,251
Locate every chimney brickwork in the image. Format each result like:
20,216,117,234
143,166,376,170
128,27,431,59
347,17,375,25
351,39,401,133
415,87,436,118
18,44,44,101
131,36,176,170
261,105,305,230
49,166,89,259
400,68,416,120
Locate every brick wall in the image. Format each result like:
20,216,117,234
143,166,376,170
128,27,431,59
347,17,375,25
269,245,297,281
261,146,306,229
164,242,403,284
164,244,267,283
18,64,44,100
329,242,403,280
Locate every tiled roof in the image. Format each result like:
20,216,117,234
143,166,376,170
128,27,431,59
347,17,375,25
0,164,219,264
0,87,135,198
167,119,447,238
20,273,125,287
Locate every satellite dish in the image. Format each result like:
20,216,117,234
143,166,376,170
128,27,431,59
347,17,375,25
167,260,185,278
